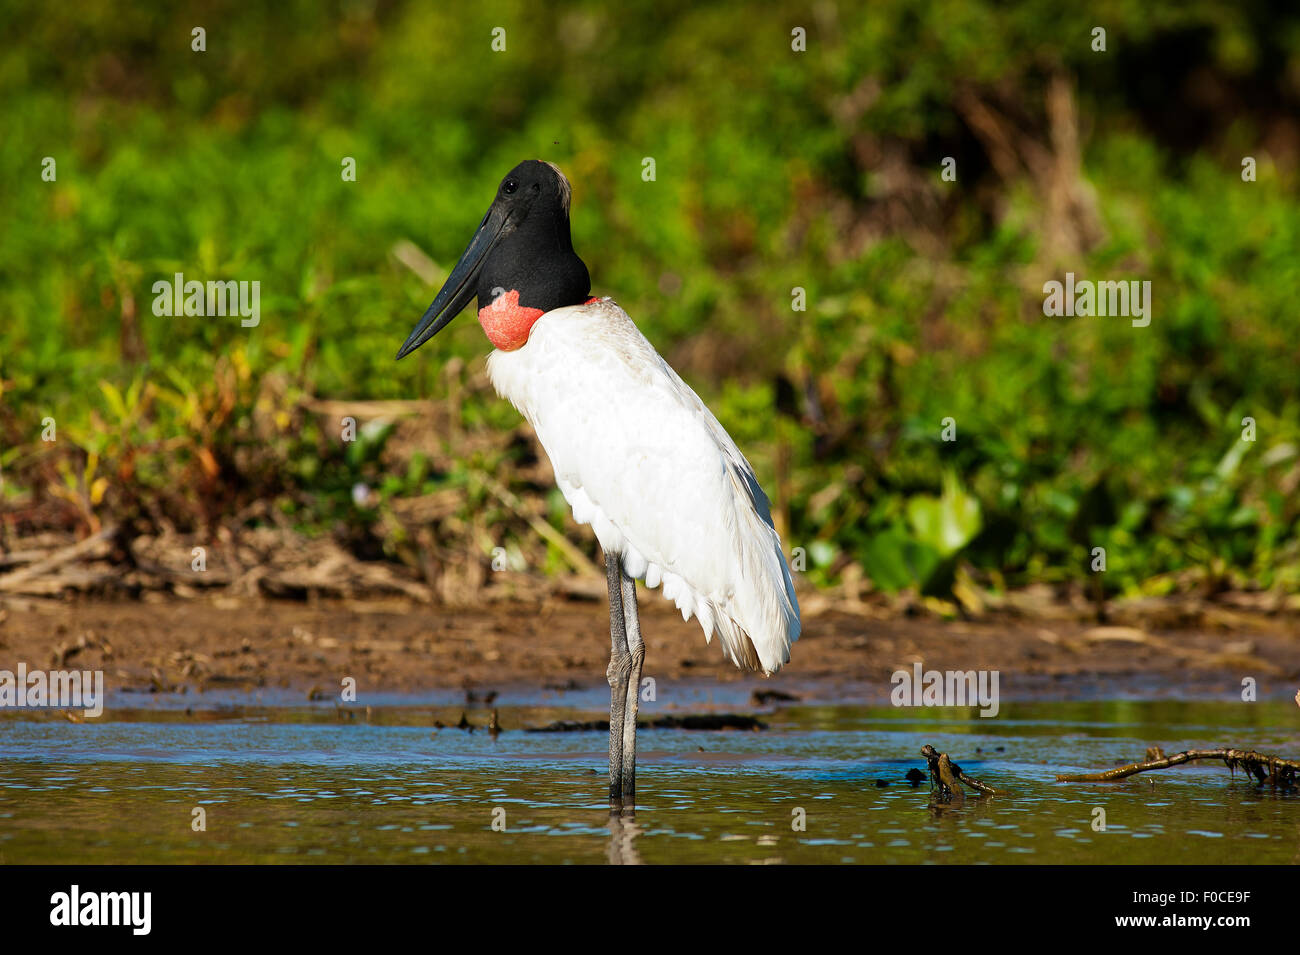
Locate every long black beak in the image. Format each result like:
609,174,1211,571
396,204,507,359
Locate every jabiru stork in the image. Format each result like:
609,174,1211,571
397,160,800,811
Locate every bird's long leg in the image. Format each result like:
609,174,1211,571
620,569,644,809
604,552,631,809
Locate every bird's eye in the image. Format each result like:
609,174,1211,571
503,179,518,195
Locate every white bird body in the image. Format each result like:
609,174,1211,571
486,297,800,675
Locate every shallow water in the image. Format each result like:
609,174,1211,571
1,698,1296,863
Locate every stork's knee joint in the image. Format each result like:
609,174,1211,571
606,654,632,686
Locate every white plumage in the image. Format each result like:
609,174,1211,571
486,297,800,675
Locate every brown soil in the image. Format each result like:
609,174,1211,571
3,593,1298,702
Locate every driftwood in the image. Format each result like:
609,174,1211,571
0,525,118,593
0,523,436,602
1057,747,1299,786
921,744,998,799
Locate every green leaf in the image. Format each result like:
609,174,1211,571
906,472,982,558
859,526,941,592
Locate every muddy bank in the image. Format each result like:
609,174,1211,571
2,593,1298,702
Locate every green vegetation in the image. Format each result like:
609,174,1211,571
2,1,1298,603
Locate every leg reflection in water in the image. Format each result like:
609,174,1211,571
606,811,642,865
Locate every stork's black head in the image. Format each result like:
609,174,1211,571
397,160,591,358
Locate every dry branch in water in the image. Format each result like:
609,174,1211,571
921,744,998,799
1057,748,1299,787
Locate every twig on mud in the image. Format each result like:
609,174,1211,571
921,744,998,798
1057,748,1300,786
301,397,437,419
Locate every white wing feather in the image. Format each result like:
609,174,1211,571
486,299,800,674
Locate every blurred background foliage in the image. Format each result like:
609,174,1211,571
1,0,1298,606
